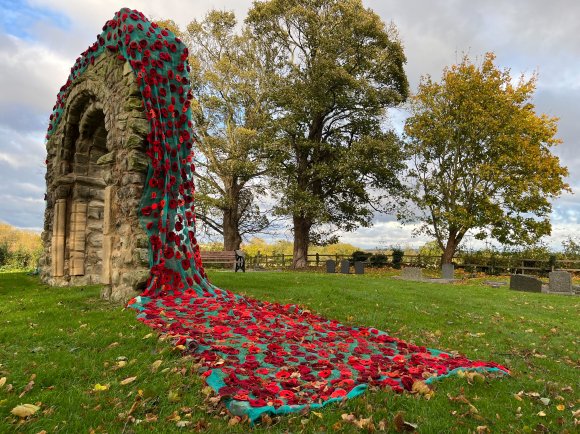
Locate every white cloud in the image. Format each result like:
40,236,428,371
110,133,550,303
29,0,254,29
0,34,71,111
0,0,578,250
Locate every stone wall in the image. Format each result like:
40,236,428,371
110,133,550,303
40,51,150,302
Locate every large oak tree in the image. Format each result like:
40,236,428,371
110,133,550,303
247,0,409,267
176,12,273,250
404,53,570,264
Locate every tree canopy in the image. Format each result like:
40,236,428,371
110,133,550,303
404,52,570,264
167,11,274,250
247,0,409,267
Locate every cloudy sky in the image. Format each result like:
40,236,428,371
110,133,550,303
0,0,578,250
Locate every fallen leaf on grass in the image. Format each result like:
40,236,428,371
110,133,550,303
151,360,162,372
166,411,181,422
228,416,241,426
143,333,153,339
107,342,119,349
261,414,273,426
539,398,550,406
393,412,417,432
176,420,191,427
145,413,158,422
168,390,180,403
19,377,35,397
120,376,137,385
447,393,479,414
412,380,434,399
93,384,109,392
341,413,355,422
476,426,489,433
11,403,40,418
0,377,6,388
537,411,546,417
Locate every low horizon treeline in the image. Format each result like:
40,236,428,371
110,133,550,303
2,220,578,273
0,222,43,271
200,237,580,260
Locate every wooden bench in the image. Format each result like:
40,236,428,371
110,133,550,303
200,250,246,272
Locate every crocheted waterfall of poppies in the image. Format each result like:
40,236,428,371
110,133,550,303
47,8,509,423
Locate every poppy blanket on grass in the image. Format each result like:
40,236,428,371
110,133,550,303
47,8,509,423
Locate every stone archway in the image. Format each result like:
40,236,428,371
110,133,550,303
40,51,152,301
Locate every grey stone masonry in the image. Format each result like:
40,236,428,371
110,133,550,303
326,260,336,273
441,263,455,280
40,51,150,302
354,261,365,275
401,267,423,281
548,271,573,293
340,259,350,274
509,274,542,293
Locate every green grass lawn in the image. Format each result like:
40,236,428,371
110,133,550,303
0,271,578,433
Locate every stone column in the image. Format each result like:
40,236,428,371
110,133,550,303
51,199,67,277
101,186,113,284
69,201,88,276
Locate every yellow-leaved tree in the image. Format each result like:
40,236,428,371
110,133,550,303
404,53,570,264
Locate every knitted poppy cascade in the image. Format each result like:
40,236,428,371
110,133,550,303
47,8,509,423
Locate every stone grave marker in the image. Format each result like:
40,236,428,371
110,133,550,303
401,267,423,281
325,260,336,273
509,274,542,293
441,263,455,280
340,259,350,274
354,261,365,275
548,271,573,293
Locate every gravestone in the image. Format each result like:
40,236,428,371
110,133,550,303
325,260,336,273
340,259,350,274
354,261,365,275
401,267,423,281
548,271,573,293
509,274,542,293
441,263,455,280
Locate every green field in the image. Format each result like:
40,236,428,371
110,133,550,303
0,271,578,433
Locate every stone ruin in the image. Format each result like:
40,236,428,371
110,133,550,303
39,52,150,301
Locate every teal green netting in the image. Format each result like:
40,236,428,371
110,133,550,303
47,8,509,423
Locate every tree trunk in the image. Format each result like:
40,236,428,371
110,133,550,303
222,207,242,251
222,181,242,251
441,232,463,265
292,215,312,269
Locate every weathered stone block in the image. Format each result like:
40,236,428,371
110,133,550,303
97,152,115,165
340,259,350,274
548,271,573,293
401,267,423,281
127,118,149,136
127,151,149,172
121,269,149,289
354,261,364,275
510,274,542,292
325,260,336,273
441,263,454,279
124,134,144,149
135,248,149,265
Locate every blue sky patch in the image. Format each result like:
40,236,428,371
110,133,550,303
0,0,70,40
